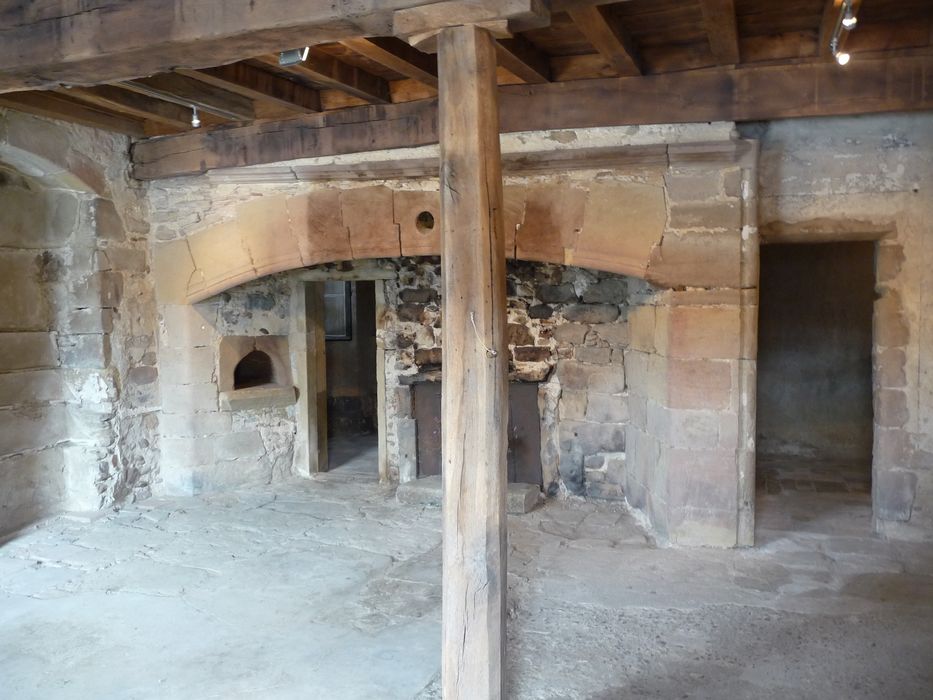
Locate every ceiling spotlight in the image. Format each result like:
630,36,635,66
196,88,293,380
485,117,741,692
191,106,201,128
835,50,851,66
278,47,310,67
841,1,858,30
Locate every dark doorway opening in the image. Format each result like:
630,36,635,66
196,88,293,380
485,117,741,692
233,350,274,389
324,280,378,474
756,241,874,535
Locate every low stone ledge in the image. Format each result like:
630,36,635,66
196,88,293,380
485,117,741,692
219,384,296,411
396,475,542,515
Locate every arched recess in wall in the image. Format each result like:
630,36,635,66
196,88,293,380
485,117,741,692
152,174,752,305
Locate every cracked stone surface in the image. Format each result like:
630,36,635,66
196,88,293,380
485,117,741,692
2,469,932,699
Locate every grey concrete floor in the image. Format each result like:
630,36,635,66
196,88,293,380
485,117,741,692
1,468,932,700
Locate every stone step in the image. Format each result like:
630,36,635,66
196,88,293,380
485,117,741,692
396,475,541,515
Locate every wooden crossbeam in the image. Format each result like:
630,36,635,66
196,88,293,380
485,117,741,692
339,37,439,88
122,74,254,121
568,5,642,76
132,55,933,180
700,0,741,65
253,51,391,104
496,36,551,83
0,1,462,93
60,85,195,130
0,91,146,137
176,64,322,114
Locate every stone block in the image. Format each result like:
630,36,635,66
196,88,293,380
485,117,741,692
399,287,438,304
160,304,217,349
186,220,253,299
0,369,65,406
668,410,720,449
215,431,266,461
0,447,68,535
513,346,550,363
219,386,296,411
628,394,647,430
558,447,584,494
286,189,352,266
581,278,627,304
238,195,301,277
585,393,628,424
874,469,918,522
0,404,70,456
628,306,656,353
394,386,413,419
647,231,741,289
556,360,590,390
396,475,540,514
397,417,418,482
537,283,577,304
560,420,625,455
341,186,400,259
574,346,611,364
667,359,733,410
874,294,909,347
397,303,425,323
874,427,910,469
668,201,741,231
563,304,620,324
58,333,110,369
162,382,218,414
517,184,586,265
874,388,909,428
604,452,627,485
875,347,907,388
160,436,215,468
396,190,440,257
0,252,50,331
160,411,232,438
67,308,113,334
0,187,79,249
507,323,534,346
559,390,587,421
160,346,216,385
666,305,741,360
152,238,197,304
666,447,739,514
664,171,723,202
591,322,630,347
586,365,626,395
414,347,442,366
668,506,738,548
585,481,625,501
528,304,553,319
553,324,588,346
875,244,904,284
94,199,125,241
71,270,123,308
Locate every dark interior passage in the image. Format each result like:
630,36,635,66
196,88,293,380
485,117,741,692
756,242,874,496
325,280,378,471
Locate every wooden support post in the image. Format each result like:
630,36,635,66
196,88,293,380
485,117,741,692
437,24,508,699
291,281,328,475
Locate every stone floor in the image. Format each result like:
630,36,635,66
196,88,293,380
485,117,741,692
2,467,933,699
758,457,872,495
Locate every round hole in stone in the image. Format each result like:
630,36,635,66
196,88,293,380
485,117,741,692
415,210,435,234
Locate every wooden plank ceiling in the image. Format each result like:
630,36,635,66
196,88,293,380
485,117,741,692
0,0,930,141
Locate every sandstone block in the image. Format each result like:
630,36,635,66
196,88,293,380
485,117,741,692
875,347,907,389
513,346,551,363
668,506,738,547
874,388,909,428
517,184,586,265
58,333,111,369
0,369,64,406
667,359,733,410
0,252,50,331
215,431,266,461
668,201,741,231
160,411,232,438
152,238,197,304
238,195,301,277
341,186,400,258
874,294,909,347
875,469,918,522
667,305,742,360
574,346,611,365
668,410,720,449
94,199,125,241
396,190,440,257
507,323,534,346
559,389,587,421
666,447,738,514
664,171,724,202
397,417,418,482
627,306,656,353
586,365,626,395
591,322,630,347
162,382,218,414
874,427,910,469
553,324,588,346
0,187,79,249
585,393,628,424
647,231,741,289
563,304,619,324
161,436,215,468
219,386,296,411
0,447,67,534
160,304,216,349
160,346,215,385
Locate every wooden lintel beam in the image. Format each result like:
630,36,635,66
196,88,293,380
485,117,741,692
61,85,194,130
496,36,551,83
122,74,254,121
568,5,643,76
254,51,391,104
700,0,741,65
176,64,322,114
131,55,933,180
0,1,470,93
339,37,439,89
0,91,146,137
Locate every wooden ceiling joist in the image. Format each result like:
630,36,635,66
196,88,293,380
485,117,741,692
132,54,933,180
496,37,552,83
60,85,195,131
700,0,741,65
254,51,391,104
122,74,255,121
567,5,643,76
339,37,439,88
176,64,322,114
0,91,146,137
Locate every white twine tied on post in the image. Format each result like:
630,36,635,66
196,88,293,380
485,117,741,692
469,311,497,358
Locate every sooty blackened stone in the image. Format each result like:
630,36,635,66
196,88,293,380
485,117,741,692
513,346,551,362
397,303,425,322
563,304,620,324
414,347,443,367
399,287,438,304
528,304,554,319
582,278,627,304
537,283,577,304
507,323,534,346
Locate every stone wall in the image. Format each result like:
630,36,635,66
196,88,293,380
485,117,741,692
0,110,158,535
753,113,933,541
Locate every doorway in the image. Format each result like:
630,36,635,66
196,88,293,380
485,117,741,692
756,241,874,534
324,280,379,475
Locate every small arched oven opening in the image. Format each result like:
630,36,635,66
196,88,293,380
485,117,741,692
233,350,274,390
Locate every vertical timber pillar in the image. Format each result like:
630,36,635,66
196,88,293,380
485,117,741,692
438,24,508,700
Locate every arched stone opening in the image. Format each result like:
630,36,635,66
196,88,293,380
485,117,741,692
234,350,275,389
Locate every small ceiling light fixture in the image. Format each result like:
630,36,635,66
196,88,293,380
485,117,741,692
190,105,201,128
828,0,859,66
841,0,858,30
278,47,310,67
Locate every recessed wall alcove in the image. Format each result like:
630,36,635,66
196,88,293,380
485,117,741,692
218,335,296,410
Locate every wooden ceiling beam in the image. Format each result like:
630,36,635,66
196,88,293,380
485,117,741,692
176,64,322,114
567,5,643,76
339,37,439,88
700,0,741,65
253,51,391,104
132,54,933,180
0,1,474,93
59,85,195,130
0,91,146,137
496,37,551,83
121,74,254,122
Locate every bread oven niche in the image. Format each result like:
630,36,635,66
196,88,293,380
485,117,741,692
218,336,296,411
